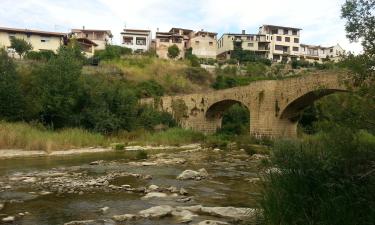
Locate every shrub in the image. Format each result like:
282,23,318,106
95,45,132,60
136,105,176,130
217,103,249,135
111,143,125,151
260,128,375,225
136,150,148,160
10,37,33,58
246,62,268,77
25,50,55,61
167,44,180,59
135,80,165,98
184,67,212,84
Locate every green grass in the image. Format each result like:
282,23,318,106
0,121,109,152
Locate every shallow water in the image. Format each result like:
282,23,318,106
0,150,261,224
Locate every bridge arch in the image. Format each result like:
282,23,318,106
205,99,250,133
280,88,347,121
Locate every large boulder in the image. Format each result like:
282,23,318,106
177,168,209,180
2,216,15,223
171,209,197,223
141,192,168,199
177,205,256,219
139,205,174,218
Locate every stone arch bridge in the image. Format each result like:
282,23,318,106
141,72,347,138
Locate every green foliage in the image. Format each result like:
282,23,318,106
167,44,180,59
291,59,312,69
246,62,268,76
0,50,24,121
217,103,249,135
95,45,132,61
136,105,176,130
25,50,56,61
184,67,212,84
135,80,165,98
171,99,188,122
10,38,32,58
136,150,148,160
203,133,230,149
111,143,125,151
30,46,83,129
199,58,216,65
231,41,271,65
212,74,272,90
261,129,375,225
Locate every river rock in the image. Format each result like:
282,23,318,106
63,220,96,225
23,177,37,183
99,206,109,214
179,187,188,195
171,209,197,223
112,214,136,221
148,184,159,191
194,220,229,225
2,216,15,223
0,203,4,211
177,168,209,180
141,192,168,199
177,205,255,219
139,205,173,218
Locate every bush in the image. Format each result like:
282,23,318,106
25,50,55,61
217,103,249,135
167,44,180,59
136,105,176,130
136,150,148,160
135,80,165,98
10,37,33,58
184,67,212,84
111,143,125,151
95,45,132,61
260,128,375,225
246,62,268,77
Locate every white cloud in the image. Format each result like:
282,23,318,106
0,0,363,53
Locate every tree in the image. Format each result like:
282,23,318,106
31,47,82,128
10,38,32,58
0,49,24,120
167,44,180,59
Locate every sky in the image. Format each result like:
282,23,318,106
0,0,363,53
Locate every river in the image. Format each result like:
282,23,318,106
0,147,264,225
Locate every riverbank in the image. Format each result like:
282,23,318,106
0,144,202,159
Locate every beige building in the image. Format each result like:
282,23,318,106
70,28,112,50
155,31,185,59
216,30,270,59
156,27,217,59
121,29,152,52
0,27,65,55
189,30,217,59
258,25,301,62
300,43,345,63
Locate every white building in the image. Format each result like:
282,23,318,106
121,29,152,53
300,43,345,63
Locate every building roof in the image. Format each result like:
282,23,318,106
195,30,218,36
156,32,183,38
301,43,328,49
260,24,302,30
71,29,112,36
76,38,98,46
169,27,193,33
0,27,66,37
122,28,151,33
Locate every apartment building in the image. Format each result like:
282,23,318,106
217,30,270,59
258,25,301,62
189,30,217,59
300,43,345,63
121,29,152,52
0,27,66,54
70,28,112,50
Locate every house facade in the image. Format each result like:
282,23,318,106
217,30,270,59
0,27,65,54
258,25,301,62
189,30,217,59
121,29,151,52
155,28,217,59
300,43,345,63
70,28,112,50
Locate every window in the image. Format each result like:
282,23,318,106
292,30,297,35
330,49,333,53
271,29,278,34
294,38,299,43
123,36,133,45
209,41,213,46
275,45,284,51
136,37,146,45
160,38,169,42
85,33,89,38
195,41,200,45
276,36,282,41
248,43,254,47
293,47,299,51
285,37,290,42
283,29,289,35
41,36,50,43
8,33,16,39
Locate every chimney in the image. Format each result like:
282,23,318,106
83,26,85,30
201,29,204,31
242,30,245,34
157,28,159,32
